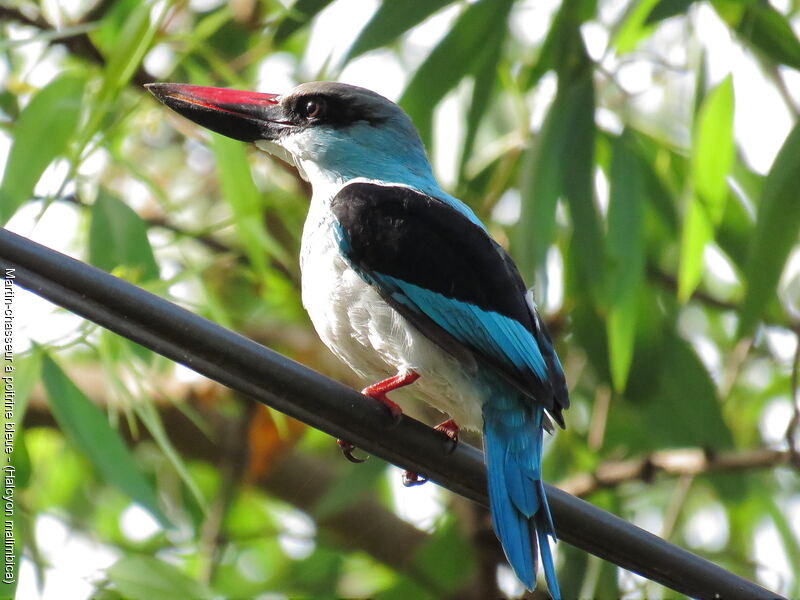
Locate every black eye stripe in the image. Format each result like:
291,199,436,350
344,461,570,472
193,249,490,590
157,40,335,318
286,94,386,127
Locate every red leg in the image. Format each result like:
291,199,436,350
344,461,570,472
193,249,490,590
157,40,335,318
337,370,420,462
361,371,420,419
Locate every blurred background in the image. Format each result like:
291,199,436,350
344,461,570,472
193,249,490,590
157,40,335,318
2,0,800,598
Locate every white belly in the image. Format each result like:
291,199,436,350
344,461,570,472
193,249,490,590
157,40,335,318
300,212,484,430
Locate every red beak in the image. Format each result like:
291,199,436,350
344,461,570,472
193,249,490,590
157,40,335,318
145,83,288,142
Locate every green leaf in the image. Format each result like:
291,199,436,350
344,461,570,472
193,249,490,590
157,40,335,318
210,134,290,277
717,163,759,270
343,0,453,64
678,76,735,301
613,0,661,53
517,42,602,297
107,555,213,600
516,96,566,281
78,1,164,153
457,23,504,180
91,0,143,53
606,134,646,391
766,496,800,592
274,0,337,45
101,1,159,93
89,190,159,282
560,64,604,297
285,547,345,596
739,122,800,336
312,458,385,519
736,3,800,70
647,335,733,448
677,197,714,302
5,349,41,489
411,516,475,588
40,352,168,526
0,73,85,224
399,0,513,147
645,0,696,24
607,333,734,451
693,76,734,218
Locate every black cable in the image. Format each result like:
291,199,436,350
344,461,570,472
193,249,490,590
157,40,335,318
0,228,783,600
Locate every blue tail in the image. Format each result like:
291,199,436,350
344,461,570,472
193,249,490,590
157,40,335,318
483,400,560,599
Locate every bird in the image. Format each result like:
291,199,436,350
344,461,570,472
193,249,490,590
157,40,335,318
147,81,570,598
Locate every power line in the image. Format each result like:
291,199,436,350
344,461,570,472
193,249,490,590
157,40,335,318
0,227,783,600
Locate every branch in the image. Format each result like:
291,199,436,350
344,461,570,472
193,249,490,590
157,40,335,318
0,228,784,600
559,447,795,498
649,265,800,336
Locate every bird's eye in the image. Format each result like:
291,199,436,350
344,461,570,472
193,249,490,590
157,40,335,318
303,99,324,119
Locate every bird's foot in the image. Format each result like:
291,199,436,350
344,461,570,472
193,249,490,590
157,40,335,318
435,418,460,454
337,439,368,463
402,471,428,487
336,371,421,464
361,370,420,422
402,419,460,487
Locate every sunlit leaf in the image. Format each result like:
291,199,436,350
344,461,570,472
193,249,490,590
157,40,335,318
693,76,734,219
739,122,800,336
613,0,661,53
89,190,159,282
678,76,735,301
606,134,646,391
78,1,163,152
40,352,168,526
399,0,514,147
343,0,452,64
0,73,85,224
107,555,213,600
211,133,291,277
91,0,143,53
677,198,714,302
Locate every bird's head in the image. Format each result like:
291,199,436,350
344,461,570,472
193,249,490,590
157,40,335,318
146,81,437,196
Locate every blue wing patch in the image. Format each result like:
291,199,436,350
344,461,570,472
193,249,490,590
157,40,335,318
380,275,548,382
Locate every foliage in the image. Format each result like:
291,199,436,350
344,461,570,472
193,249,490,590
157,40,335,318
2,0,799,598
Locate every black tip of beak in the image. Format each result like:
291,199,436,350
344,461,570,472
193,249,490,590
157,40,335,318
144,82,178,102
145,83,286,143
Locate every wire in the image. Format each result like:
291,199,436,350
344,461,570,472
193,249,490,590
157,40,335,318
0,227,784,600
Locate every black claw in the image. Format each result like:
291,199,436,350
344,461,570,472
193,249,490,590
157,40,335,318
402,471,428,487
337,439,368,463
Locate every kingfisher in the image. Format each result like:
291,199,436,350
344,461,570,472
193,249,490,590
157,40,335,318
147,81,569,597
